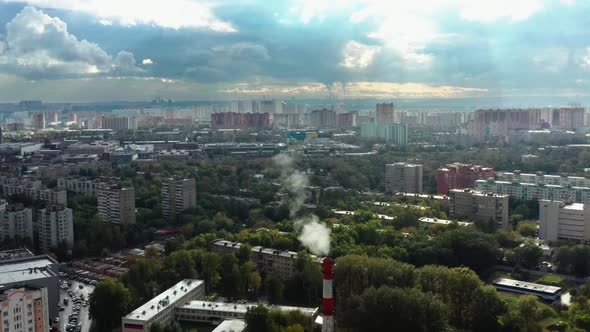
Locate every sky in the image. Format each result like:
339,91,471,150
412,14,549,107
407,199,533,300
0,0,589,102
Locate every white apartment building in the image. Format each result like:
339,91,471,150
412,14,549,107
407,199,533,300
38,204,74,253
57,178,109,195
539,200,590,243
161,178,197,220
122,279,205,332
448,189,509,228
98,186,136,224
0,204,33,242
0,285,50,332
475,179,590,204
385,163,423,194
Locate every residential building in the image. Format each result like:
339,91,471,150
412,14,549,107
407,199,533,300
57,177,111,196
161,178,197,220
98,186,136,224
475,179,590,204
497,171,590,187
0,284,50,332
210,240,322,279
101,115,138,130
436,163,494,195
38,204,74,254
122,279,205,332
337,112,357,128
375,102,394,125
210,112,270,129
385,163,423,194
448,189,509,228
539,200,590,243
360,120,408,145
310,109,336,128
0,179,66,205
0,204,33,242
0,254,59,319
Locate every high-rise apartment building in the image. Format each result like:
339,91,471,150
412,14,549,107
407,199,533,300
101,115,138,130
437,163,494,195
375,103,394,125
98,186,136,224
448,189,509,228
210,112,270,129
539,200,590,243
385,163,423,193
360,120,408,145
161,178,197,220
38,204,74,254
0,204,33,242
310,109,336,128
0,284,49,332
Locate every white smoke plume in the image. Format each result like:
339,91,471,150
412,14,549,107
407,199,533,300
272,153,331,256
296,215,331,257
272,153,309,217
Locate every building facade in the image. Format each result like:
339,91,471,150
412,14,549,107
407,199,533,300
0,204,33,242
375,102,394,125
122,280,205,332
385,163,423,194
210,112,270,129
360,120,408,145
475,179,590,204
436,163,494,195
97,186,136,224
0,285,50,332
161,178,197,220
101,116,138,131
310,109,336,129
539,200,590,243
38,204,74,253
448,189,509,228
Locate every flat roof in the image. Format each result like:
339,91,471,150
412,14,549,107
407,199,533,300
212,320,246,332
0,256,58,284
180,300,318,317
418,217,472,226
492,278,561,294
563,203,585,211
124,279,204,322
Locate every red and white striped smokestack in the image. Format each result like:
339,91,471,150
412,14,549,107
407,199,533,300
322,257,334,332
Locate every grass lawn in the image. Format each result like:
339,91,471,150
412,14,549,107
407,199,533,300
536,275,576,291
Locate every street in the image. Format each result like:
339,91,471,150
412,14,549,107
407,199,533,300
59,279,94,332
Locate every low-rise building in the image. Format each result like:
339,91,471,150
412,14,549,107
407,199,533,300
539,200,590,243
418,217,472,228
0,284,50,332
448,189,509,228
122,279,205,332
210,240,321,278
492,278,561,301
176,301,318,325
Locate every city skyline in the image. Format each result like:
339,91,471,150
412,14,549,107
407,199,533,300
0,0,588,102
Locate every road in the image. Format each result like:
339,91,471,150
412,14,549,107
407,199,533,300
58,279,94,332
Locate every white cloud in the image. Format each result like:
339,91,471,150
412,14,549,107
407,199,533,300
0,6,141,78
459,0,543,22
0,0,236,32
142,58,154,65
578,47,590,69
340,41,380,70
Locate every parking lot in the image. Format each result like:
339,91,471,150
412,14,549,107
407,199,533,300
58,278,94,332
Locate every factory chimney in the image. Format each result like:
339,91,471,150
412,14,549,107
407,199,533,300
322,257,334,332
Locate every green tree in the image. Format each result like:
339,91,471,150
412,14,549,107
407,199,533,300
502,295,543,332
510,243,544,269
89,279,132,331
264,272,285,304
244,304,271,332
517,221,538,237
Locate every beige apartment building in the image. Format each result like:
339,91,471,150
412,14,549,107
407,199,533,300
385,162,423,194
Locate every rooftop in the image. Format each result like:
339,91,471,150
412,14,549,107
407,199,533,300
0,255,58,284
418,217,472,227
180,300,318,317
212,320,246,332
563,203,585,211
124,279,203,323
493,278,561,294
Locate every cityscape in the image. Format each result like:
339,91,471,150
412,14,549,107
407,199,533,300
2,1,590,332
